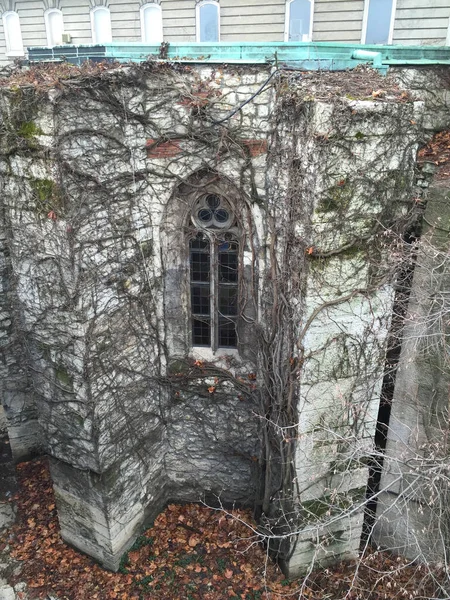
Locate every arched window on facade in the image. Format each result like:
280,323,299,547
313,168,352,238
140,3,163,44
44,8,64,46
362,0,396,44
91,6,112,44
285,0,313,42
196,1,219,43
2,11,24,56
190,193,238,349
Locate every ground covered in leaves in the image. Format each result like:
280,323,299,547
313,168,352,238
418,129,450,180
0,459,447,600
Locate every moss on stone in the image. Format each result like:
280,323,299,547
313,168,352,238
29,177,62,215
317,180,353,214
55,366,73,391
17,121,43,140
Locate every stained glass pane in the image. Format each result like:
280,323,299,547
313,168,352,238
190,236,211,346
191,285,210,315
206,194,220,209
215,209,229,223
219,286,238,316
218,318,237,348
191,252,210,282
193,318,211,346
219,251,238,283
191,234,208,250
198,208,213,223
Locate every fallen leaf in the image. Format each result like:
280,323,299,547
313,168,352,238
188,535,200,547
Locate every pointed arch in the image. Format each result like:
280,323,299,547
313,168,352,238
161,169,256,358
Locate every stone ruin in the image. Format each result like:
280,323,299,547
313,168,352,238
0,61,449,576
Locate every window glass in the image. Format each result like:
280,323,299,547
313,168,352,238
46,9,64,46
3,12,24,55
288,0,311,42
141,4,163,43
365,0,393,44
190,234,211,346
190,196,238,349
198,2,219,42
92,7,112,44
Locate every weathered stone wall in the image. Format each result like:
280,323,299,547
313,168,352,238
370,68,450,565
374,178,450,562
0,63,432,574
269,92,424,575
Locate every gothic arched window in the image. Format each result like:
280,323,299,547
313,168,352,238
190,193,238,348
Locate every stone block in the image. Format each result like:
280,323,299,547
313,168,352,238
0,503,16,530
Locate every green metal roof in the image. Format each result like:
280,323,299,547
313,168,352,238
27,41,450,73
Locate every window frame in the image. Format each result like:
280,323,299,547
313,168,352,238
196,0,220,43
140,2,163,44
284,0,314,43
189,195,239,351
90,6,112,44
361,0,397,45
2,11,24,57
44,8,64,47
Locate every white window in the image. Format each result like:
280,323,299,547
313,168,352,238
44,8,64,46
196,1,219,43
2,11,24,56
285,0,313,42
362,0,396,45
140,3,163,43
91,6,112,44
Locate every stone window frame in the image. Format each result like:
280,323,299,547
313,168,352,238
162,171,256,361
90,5,112,44
284,0,314,43
361,0,397,45
2,10,24,56
44,7,64,46
196,0,220,43
190,193,239,350
140,2,163,44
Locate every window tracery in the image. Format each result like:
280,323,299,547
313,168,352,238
189,193,238,349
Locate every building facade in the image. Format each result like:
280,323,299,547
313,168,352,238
1,0,450,65
2,50,450,574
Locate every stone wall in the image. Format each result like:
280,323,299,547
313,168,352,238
0,62,434,574
373,178,450,562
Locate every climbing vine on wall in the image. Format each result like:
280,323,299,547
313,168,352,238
1,58,445,589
